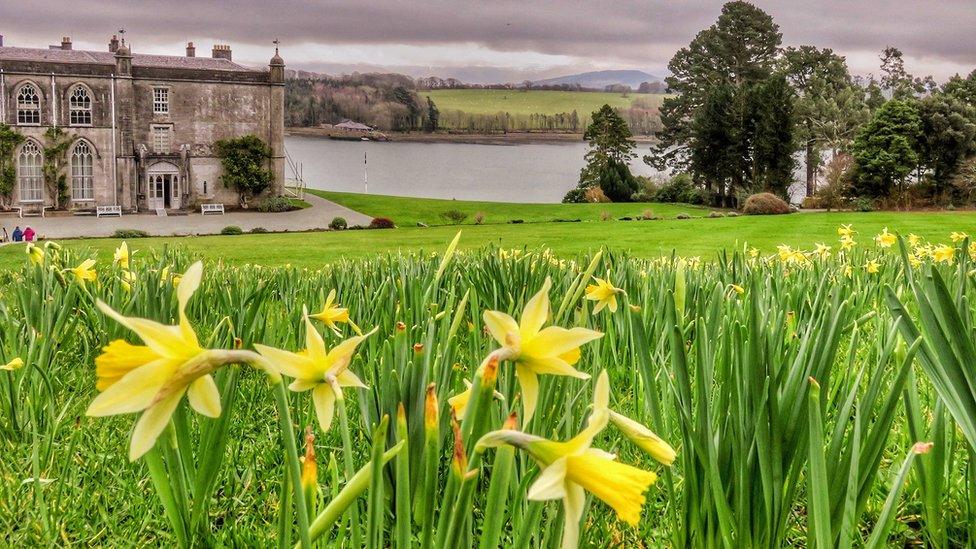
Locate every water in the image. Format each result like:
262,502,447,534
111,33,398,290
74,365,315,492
284,135,662,203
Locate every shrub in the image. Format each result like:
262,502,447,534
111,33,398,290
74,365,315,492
509,219,524,224
853,197,874,212
801,196,822,209
655,173,705,205
440,209,468,225
473,212,486,225
726,211,740,217
562,186,589,203
742,193,792,215
112,229,149,239
329,217,348,230
600,210,611,221
250,227,269,234
676,213,691,220
369,217,395,229
641,209,654,220
584,186,610,203
816,154,854,211
709,211,724,218
220,225,244,235
254,196,298,213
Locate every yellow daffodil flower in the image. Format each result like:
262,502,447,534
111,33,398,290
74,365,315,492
813,243,832,259
874,228,896,248
114,242,130,269
907,233,922,247
969,242,976,260
447,379,505,420
26,243,44,266
310,289,361,335
87,262,229,461
950,231,969,243
837,224,854,237
483,278,602,424
70,259,97,287
748,247,760,258
255,310,374,432
1,358,24,371
933,244,955,264
844,265,853,278
585,276,622,314
865,260,880,274
839,234,856,251
478,371,656,549
592,371,676,466
727,284,745,297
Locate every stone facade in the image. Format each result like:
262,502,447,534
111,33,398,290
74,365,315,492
0,36,285,211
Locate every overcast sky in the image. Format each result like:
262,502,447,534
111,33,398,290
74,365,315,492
2,1,973,83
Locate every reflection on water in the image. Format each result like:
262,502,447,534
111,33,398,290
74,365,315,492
284,135,662,204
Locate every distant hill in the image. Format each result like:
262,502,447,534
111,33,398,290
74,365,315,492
531,70,663,90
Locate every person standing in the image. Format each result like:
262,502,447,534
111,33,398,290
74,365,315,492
0,226,7,243
11,226,23,242
23,227,35,242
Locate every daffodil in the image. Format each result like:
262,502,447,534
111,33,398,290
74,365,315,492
26,243,44,265
255,310,374,432
70,259,97,287
585,276,622,314
840,234,856,251
309,289,361,335
483,278,602,424
933,244,955,264
813,243,832,259
727,284,745,297
837,224,854,237
1,358,24,371
114,242,130,269
748,247,760,258
478,371,656,549
87,262,230,460
907,233,922,247
950,231,969,243
874,228,896,248
447,379,505,420
865,260,880,274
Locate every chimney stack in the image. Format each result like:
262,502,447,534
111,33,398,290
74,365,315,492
109,34,119,53
61,36,72,50
211,44,232,61
186,41,196,57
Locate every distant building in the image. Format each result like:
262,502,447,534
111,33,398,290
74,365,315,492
334,120,372,132
0,35,285,211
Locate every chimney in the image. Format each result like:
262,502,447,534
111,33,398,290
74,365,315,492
211,44,232,61
185,41,196,57
109,34,119,53
61,36,72,50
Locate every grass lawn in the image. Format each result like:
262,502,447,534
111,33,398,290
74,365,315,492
309,190,711,227
421,89,663,116
2,202,974,271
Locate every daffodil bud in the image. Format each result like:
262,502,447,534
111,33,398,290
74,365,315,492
424,383,439,432
301,426,318,505
609,411,676,466
1,357,24,371
450,411,467,477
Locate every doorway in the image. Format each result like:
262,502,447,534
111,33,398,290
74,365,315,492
147,163,181,210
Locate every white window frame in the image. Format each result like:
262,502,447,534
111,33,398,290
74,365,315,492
151,124,173,154
71,141,95,201
18,141,43,203
16,84,41,125
153,87,169,114
69,86,93,126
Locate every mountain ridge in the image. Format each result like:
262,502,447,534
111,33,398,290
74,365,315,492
531,69,663,89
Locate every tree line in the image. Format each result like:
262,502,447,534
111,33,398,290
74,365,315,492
285,75,438,132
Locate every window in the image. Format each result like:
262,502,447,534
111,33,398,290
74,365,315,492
153,87,169,114
71,142,94,201
18,142,43,202
69,86,92,126
152,125,172,153
16,84,41,125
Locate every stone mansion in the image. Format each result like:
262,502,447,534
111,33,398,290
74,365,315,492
0,35,285,212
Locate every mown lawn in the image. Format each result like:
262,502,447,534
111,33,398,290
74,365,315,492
2,205,974,271
421,89,662,116
309,190,712,227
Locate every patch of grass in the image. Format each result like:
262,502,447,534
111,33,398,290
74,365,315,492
422,89,661,117
309,190,711,227
3,210,975,272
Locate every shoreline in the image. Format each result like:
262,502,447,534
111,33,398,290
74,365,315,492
285,127,656,145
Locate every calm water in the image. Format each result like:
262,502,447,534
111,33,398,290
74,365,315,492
284,136,661,203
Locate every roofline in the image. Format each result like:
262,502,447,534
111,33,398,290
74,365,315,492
0,45,267,75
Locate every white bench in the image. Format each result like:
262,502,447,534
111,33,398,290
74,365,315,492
16,204,50,218
201,203,225,215
96,205,123,218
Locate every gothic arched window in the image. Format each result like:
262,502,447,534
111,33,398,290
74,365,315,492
71,141,95,201
18,141,43,202
16,84,41,125
69,86,93,126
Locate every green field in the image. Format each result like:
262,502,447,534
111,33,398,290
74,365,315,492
2,192,974,272
422,89,661,116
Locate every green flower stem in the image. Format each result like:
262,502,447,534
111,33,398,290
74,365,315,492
367,416,389,548
478,443,515,549
443,450,483,546
272,381,313,549
144,446,189,548
394,407,412,549
301,442,405,547
336,394,363,549
419,421,439,549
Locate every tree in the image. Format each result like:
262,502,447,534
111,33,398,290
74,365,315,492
424,97,439,132
42,127,73,210
566,105,638,202
213,135,275,207
689,85,738,202
942,69,976,105
781,45,859,196
748,75,797,196
916,95,976,199
650,1,782,171
0,124,25,210
850,100,922,198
